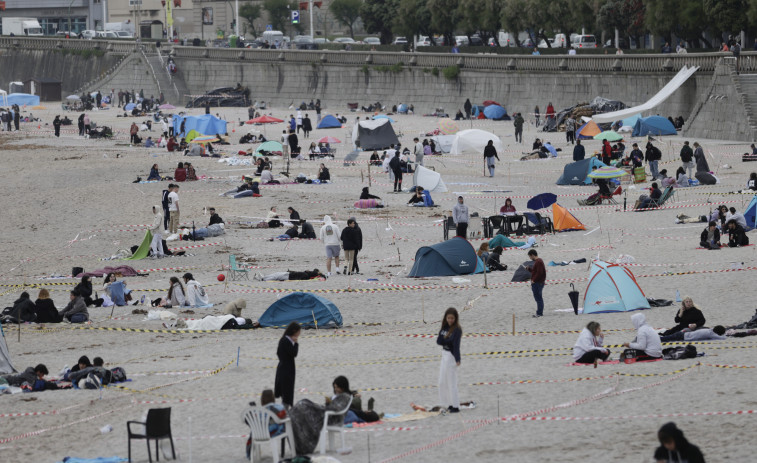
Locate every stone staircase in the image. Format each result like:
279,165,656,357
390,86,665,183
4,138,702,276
735,73,757,138
143,50,190,106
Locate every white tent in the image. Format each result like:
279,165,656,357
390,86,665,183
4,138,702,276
450,129,503,155
0,90,7,107
592,66,699,123
413,165,448,192
430,135,456,154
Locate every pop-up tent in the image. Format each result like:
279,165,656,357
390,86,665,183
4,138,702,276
483,105,508,120
172,114,227,137
471,105,486,118
511,261,535,282
576,120,602,139
430,135,456,153
255,140,284,155
7,93,40,106
0,90,7,106
743,195,757,230
556,158,606,185
0,322,16,374
632,116,677,137
317,114,342,129
352,118,399,150
618,114,641,133
583,261,650,314
450,129,503,155
259,292,343,328
408,237,484,277
413,165,448,192
552,203,586,231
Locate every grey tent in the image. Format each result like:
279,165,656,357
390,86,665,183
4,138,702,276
343,149,360,166
556,158,606,185
0,322,16,374
351,118,399,150
511,261,535,282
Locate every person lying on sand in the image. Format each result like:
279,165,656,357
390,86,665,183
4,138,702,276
253,269,326,281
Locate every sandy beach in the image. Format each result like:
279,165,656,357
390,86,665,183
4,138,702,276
1,103,756,463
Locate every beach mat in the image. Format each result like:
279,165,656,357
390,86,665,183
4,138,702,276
124,230,153,260
384,410,441,422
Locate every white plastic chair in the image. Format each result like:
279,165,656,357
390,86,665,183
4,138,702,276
318,396,353,454
243,407,294,463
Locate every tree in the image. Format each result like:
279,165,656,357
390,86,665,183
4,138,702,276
644,0,679,45
394,0,433,44
703,0,748,38
457,0,503,44
239,2,262,37
361,0,400,44
427,0,461,46
500,0,529,46
263,0,290,33
330,0,362,39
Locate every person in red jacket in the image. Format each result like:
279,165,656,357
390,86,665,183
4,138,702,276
526,249,546,317
545,102,555,122
601,139,613,165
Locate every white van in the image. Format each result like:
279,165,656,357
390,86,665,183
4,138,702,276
554,33,568,48
262,30,284,45
571,34,597,49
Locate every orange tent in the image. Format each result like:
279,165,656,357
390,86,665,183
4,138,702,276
552,203,586,231
576,120,602,139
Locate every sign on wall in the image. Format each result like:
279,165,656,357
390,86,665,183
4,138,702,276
202,7,213,26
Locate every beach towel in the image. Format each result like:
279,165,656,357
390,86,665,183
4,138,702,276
79,266,140,278
383,410,442,422
488,235,525,249
125,230,153,260
354,199,380,209
182,314,234,330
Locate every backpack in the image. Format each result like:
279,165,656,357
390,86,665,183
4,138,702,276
84,372,102,389
110,366,127,383
662,345,697,360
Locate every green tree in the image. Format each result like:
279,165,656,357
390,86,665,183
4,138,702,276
361,0,400,44
457,0,503,44
703,0,748,37
330,0,363,39
427,0,460,46
263,0,290,33
644,0,679,45
239,2,262,37
500,0,529,46
394,0,433,44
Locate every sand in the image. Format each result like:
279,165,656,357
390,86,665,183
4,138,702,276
0,104,756,463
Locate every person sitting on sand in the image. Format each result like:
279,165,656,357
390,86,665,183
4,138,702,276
318,164,330,182
299,220,316,239
74,275,102,307
726,207,747,229
487,246,508,271
144,137,155,148
266,207,281,228
675,166,690,187
185,162,197,181
369,151,382,166
182,273,210,307
699,221,721,249
147,164,161,181
360,187,381,200
254,269,326,281
34,289,60,323
288,377,355,455
288,207,301,224
58,289,89,323
658,169,675,188
174,162,187,182
727,220,750,247
476,243,490,263
654,422,705,463
153,276,185,308
408,186,425,205
167,136,178,152
3,291,36,323
622,313,662,360
573,321,610,364
221,177,260,198
661,325,726,343
283,223,299,239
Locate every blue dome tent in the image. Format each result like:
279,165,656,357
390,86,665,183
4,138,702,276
408,237,485,277
259,292,343,328
743,195,757,231
317,114,342,129
483,105,507,120
632,116,677,137
583,261,650,314
172,114,227,137
556,158,606,185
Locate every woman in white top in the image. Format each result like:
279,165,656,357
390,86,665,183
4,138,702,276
573,321,610,363
157,276,185,307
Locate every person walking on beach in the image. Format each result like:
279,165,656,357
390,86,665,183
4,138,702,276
437,307,461,413
320,215,341,277
275,321,301,408
53,115,61,137
526,249,546,317
483,140,500,177
390,151,403,192
513,112,524,143
167,184,180,234
453,196,469,238
414,137,424,167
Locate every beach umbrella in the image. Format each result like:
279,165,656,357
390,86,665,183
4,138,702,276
255,140,284,155
159,104,176,109
527,193,558,210
124,103,136,111
569,283,579,315
438,118,459,135
66,95,81,101
593,130,623,142
372,115,395,123
588,166,626,179
246,115,284,124
190,135,219,144
317,136,341,144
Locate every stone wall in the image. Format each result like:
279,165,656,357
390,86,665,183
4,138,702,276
174,59,710,120
80,53,161,100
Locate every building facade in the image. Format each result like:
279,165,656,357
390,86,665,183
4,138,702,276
0,0,107,35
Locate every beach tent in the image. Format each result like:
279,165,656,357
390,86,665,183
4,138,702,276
483,105,507,120
450,129,503,155
511,261,535,282
430,135,455,153
413,165,448,192
373,115,396,123
471,105,486,118
258,292,343,328
618,114,641,133
0,90,7,106
556,158,606,185
351,118,399,150
408,237,485,277
7,93,40,106
743,195,757,230
0,322,16,374
552,203,586,231
583,261,650,314
317,114,342,129
124,230,153,260
398,104,408,114
172,114,227,137
576,120,602,139
184,129,200,143
255,140,284,155
632,116,677,137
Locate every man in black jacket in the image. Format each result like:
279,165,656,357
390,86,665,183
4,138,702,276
699,221,721,249
644,142,661,180
680,141,695,179
340,217,363,275
2,364,48,387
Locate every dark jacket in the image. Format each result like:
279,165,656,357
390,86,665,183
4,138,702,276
274,336,298,405
680,145,693,163
488,252,507,271
302,117,312,132
483,144,499,160
288,133,299,152
630,148,644,168
700,227,720,246
645,144,662,162
10,295,36,323
300,222,316,239
728,223,749,247
665,307,706,334
340,225,363,251
2,366,37,387
34,298,60,323
360,187,380,200
318,167,330,181
289,209,301,223
75,280,93,299
208,213,224,226
572,144,585,161
653,422,705,463
389,155,402,172
436,327,462,363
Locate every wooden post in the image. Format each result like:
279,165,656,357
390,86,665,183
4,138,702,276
512,312,515,336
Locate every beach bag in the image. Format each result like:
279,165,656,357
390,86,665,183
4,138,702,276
84,372,102,389
110,366,127,382
621,348,637,363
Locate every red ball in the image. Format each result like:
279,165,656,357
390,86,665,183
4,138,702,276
217,274,226,282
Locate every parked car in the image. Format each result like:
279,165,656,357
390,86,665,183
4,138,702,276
293,35,318,50
571,34,597,49
455,35,469,46
363,36,381,45
314,38,330,44
96,31,118,39
603,38,629,49
333,37,356,44
554,33,568,48
115,31,133,39
414,36,430,46
469,34,484,46
81,30,97,39
537,38,555,48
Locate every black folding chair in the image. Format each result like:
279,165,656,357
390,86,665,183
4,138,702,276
523,212,554,235
442,216,456,240
487,216,505,238
127,407,176,462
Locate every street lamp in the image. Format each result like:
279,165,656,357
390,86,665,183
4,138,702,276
68,0,75,34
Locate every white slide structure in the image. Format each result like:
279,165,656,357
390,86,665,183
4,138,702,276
592,66,700,123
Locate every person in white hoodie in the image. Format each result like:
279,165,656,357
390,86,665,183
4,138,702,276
623,313,663,360
319,215,341,276
182,273,210,307
149,205,165,258
572,321,610,363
